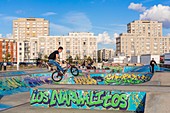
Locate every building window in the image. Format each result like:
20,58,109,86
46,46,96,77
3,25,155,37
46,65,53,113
83,42,86,45
19,48,22,50
59,42,61,45
19,53,22,55
19,43,22,45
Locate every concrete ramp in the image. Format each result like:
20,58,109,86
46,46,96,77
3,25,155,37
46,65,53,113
140,72,170,86
144,92,170,113
30,84,146,112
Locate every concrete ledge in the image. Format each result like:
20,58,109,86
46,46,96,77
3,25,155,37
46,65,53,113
141,72,170,86
30,86,146,112
37,84,170,93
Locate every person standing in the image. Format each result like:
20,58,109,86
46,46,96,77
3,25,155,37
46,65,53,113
150,58,157,73
3,61,7,71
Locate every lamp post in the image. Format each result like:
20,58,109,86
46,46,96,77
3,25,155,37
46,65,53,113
17,28,20,70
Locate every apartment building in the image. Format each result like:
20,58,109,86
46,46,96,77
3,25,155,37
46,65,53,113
13,18,49,62
0,38,17,62
57,32,97,60
97,49,114,61
29,36,56,60
116,20,170,56
29,32,97,61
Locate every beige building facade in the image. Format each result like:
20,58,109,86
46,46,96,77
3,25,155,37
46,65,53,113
97,48,114,61
29,32,98,61
13,18,49,62
116,20,170,56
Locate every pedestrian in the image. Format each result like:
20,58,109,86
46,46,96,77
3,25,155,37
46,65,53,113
3,61,7,71
150,58,157,73
0,63,3,71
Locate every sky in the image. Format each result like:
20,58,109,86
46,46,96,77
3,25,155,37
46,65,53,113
0,0,170,50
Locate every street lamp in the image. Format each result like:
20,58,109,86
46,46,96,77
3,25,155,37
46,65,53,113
17,28,20,70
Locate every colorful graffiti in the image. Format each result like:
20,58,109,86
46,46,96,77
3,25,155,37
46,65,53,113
0,72,52,96
74,76,97,84
104,73,152,85
54,72,153,85
0,104,12,110
30,88,146,112
103,66,123,73
0,69,48,77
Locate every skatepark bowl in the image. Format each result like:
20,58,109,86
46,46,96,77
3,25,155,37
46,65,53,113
0,65,170,113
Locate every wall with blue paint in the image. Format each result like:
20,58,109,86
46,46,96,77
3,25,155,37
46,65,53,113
0,72,52,96
30,88,146,112
56,72,153,85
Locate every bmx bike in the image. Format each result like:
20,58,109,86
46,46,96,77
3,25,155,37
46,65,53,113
51,61,79,82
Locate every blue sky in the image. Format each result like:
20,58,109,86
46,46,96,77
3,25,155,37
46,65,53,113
0,0,170,50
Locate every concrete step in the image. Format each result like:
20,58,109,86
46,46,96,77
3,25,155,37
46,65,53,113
0,103,134,113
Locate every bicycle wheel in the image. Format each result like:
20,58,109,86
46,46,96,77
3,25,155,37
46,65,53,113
70,66,79,76
51,71,63,82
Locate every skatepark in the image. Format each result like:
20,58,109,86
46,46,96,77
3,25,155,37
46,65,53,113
0,65,170,113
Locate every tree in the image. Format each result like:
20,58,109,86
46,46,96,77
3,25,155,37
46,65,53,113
4,53,11,62
44,55,48,62
37,52,43,59
87,56,92,63
74,54,80,60
98,57,101,63
66,56,73,63
84,55,87,60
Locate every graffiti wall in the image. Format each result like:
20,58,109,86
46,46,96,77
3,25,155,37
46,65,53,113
0,72,52,96
30,88,146,112
103,66,123,73
55,72,153,85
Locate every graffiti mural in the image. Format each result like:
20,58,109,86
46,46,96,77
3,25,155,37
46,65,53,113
0,72,52,96
30,88,146,112
103,66,123,73
54,72,153,85
0,69,48,77
74,76,97,85
0,104,12,110
104,73,153,85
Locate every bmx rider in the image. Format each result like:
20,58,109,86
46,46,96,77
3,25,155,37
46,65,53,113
48,47,66,74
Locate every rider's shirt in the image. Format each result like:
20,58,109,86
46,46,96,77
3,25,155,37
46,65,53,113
48,50,59,60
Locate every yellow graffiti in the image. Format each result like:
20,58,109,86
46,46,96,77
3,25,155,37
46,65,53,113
105,74,149,81
74,75,97,84
104,73,150,85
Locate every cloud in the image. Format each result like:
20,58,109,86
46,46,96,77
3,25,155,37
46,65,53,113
128,2,146,12
42,12,57,16
113,33,119,43
142,0,154,3
63,12,92,31
15,10,24,14
140,4,170,28
97,31,116,44
50,12,92,35
110,24,126,27
2,16,18,21
6,33,12,38
50,23,72,35
93,26,114,31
